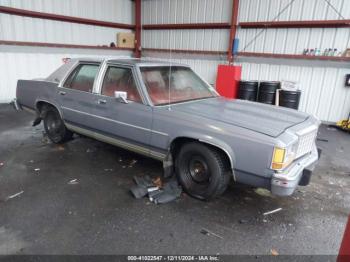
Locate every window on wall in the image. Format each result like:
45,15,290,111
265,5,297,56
101,66,142,103
64,64,100,93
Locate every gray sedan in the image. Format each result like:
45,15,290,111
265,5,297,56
15,58,320,200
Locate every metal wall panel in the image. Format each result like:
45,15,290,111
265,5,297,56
238,61,350,122
0,46,132,103
237,0,350,54
0,13,132,46
0,0,134,103
0,0,134,24
141,0,232,51
142,0,350,122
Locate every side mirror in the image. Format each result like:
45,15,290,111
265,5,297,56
114,91,128,104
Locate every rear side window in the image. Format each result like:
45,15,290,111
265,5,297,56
64,64,99,92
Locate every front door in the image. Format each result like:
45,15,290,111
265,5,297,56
91,65,153,155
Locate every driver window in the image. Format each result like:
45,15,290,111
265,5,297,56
101,67,142,103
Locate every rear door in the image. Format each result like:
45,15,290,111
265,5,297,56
57,62,100,128
91,64,154,155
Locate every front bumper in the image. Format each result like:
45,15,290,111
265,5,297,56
271,145,320,196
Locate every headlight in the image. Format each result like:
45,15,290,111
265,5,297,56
271,145,296,171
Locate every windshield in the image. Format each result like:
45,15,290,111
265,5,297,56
140,66,217,105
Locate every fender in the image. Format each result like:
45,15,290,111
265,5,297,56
169,132,236,170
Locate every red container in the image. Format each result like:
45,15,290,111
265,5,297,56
215,65,242,99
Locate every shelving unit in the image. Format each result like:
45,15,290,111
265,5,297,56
237,52,350,62
0,40,134,51
239,19,350,29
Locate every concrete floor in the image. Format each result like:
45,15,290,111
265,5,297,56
0,104,349,255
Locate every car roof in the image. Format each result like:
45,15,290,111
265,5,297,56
71,57,189,67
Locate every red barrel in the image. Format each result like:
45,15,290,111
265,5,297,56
216,65,242,99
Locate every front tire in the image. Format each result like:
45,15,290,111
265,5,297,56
43,106,73,144
175,142,231,200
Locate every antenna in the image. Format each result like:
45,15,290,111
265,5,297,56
168,30,172,111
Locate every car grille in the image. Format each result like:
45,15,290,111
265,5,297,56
295,128,318,159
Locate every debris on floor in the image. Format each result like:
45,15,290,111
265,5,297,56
56,145,65,151
41,132,51,144
0,162,4,167
68,179,79,185
200,228,223,239
254,188,273,197
270,248,279,256
238,219,249,224
34,168,40,172
6,191,24,201
263,208,283,216
130,175,182,204
128,159,137,168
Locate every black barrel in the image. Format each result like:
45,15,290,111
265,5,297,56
279,90,301,110
258,81,280,105
238,81,259,101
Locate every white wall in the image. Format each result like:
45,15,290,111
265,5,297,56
141,0,350,122
0,0,134,103
0,46,133,103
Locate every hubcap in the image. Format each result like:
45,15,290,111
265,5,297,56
46,112,62,137
189,156,209,183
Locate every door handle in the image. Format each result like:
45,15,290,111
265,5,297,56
97,99,107,105
59,91,66,95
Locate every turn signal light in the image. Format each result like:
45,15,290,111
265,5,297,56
272,147,285,164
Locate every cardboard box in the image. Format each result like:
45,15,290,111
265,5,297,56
343,49,350,57
117,32,135,48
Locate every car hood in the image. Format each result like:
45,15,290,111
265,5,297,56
171,97,309,137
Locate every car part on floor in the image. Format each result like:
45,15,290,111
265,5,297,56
335,112,350,133
130,175,182,204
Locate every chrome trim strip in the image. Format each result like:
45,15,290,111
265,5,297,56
61,106,168,137
65,123,166,161
22,105,35,113
296,125,318,136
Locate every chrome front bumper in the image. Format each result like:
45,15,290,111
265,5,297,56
271,145,319,196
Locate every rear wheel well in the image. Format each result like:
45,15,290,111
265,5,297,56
170,137,232,171
36,101,58,117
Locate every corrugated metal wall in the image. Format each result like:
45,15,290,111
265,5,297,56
0,0,134,103
237,0,350,54
142,0,350,122
0,0,133,45
142,0,231,51
1,0,349,122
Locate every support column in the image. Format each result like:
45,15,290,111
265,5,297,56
227,0,240,63
134,0,141,58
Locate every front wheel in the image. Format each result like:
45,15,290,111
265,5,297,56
43,106,73,144
175,142,231,200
